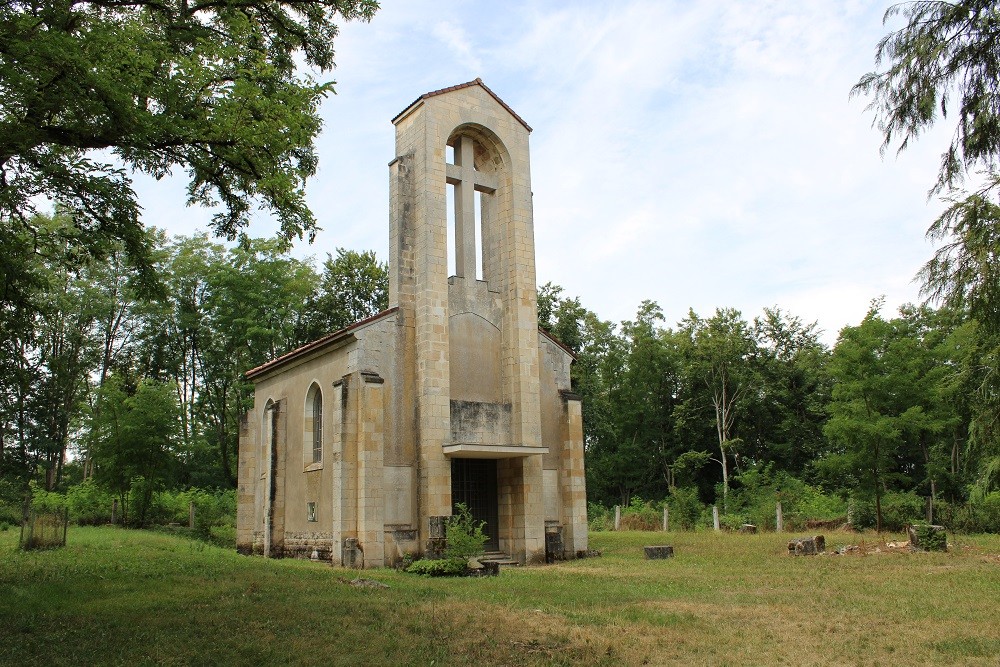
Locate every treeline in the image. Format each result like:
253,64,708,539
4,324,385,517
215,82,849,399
0,213,386,523
4,213,1000,534
538,285,1000,532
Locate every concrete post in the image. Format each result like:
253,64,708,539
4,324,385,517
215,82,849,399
662,505,669,532
713,505,720,531
776,502,784,532
614,505,621,531
188,502,195,529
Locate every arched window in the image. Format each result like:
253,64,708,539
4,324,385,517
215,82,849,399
302,382,323,467
310,385,323,464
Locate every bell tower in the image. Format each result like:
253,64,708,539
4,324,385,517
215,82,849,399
388,79,546,562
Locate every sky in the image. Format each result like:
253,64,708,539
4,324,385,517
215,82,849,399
134,0,955,345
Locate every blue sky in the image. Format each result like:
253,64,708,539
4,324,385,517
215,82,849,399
134,1,953,344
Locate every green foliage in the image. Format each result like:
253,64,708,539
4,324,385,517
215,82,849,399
445,503,487,561
0,501,21,528
404,557,469,577
793,486,848,523
619,496,661,530
0,0,379,284
856,1,1000,498
667,487,704,531
30,487,67,513
851,491,926,532
824,304,960,531
90,376,181,526
587,502,614,531
727,465,846,530
853,0,1000,193
937,492,1000,533
911,523,948,551
391,507,488,575
66,480,114,525
302,248,389,338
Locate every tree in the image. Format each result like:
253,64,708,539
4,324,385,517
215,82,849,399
1,0,378,280
855,0,1000,495
854,0,1000,194
300,248,389,339
90,375,181,526
824,303,960,530
750,308,831,476
677,308,758,511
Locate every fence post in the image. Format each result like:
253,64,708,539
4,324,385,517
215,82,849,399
663,506,669,532
614,505,621,531
111,499,118,526
189,501,195,529
63,506,69,546
776,502,784,532
713,505,720,531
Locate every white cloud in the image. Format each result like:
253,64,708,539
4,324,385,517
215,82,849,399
130,0,954,344
432,21,483,73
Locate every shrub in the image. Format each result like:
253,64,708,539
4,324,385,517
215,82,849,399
719,513,748,531
31,488,67,514
793,487,848,523
936,493,1000,533
668,487,704,530
404,504,485,577
620,496,661,530
66,480,114,525
851,491,925,531
588,503,613,531
910,523,947,551
208,523,236,548
405,557,468,577
0,502,22,527
445,503,487,560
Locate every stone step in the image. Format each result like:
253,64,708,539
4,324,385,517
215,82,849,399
478,552,520,566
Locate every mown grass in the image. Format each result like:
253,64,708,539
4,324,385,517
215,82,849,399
1,528,998,666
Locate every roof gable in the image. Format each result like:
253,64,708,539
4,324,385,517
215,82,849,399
245,307,398,380
392,78,532,132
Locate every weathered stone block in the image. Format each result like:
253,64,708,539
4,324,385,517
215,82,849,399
428,515,447,539
342,537,362,568
739,524,757,534
788,535,825,555
425,537,447,560
643,545,674,559
545,524,564,563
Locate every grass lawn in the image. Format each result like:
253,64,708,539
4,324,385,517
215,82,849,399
2,527,998,666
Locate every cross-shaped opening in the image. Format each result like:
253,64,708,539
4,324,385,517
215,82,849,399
446,135,497,280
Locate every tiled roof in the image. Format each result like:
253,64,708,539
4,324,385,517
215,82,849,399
391,78,532,132
245,307,399,380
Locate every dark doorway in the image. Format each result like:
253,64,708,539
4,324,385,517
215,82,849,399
451,458,499,551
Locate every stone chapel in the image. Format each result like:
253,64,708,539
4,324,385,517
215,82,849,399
235,79,588,567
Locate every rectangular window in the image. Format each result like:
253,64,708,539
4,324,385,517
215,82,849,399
306,502,317,522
